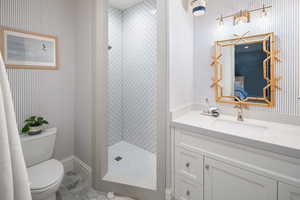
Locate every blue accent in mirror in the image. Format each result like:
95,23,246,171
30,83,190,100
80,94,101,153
234,41,271,101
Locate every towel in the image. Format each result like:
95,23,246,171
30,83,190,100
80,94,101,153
0,52,32,200
235,85,248,100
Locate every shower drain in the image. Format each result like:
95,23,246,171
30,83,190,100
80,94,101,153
115,156,123,162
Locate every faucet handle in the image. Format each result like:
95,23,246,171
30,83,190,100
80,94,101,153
209,107,219,113
234,102,248,110
205,98,209,104
234,103,242,109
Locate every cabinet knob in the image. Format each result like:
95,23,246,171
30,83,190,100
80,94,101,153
186,190,190,196
205,165,210,170
185,162,190,168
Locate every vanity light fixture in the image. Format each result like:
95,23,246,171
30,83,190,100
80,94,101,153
260,4,268,17
217,4,272,26
219,15,224,26
191,0,207,16
233,10,250,25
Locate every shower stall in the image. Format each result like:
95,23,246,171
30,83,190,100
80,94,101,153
103,0,158,190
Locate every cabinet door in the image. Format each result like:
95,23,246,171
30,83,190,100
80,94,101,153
204,158,277,200
278,182,300,200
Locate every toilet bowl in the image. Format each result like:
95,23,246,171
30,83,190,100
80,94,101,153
21,128,64,200
28,159,64,200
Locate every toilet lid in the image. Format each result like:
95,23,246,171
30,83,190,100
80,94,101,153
28,159,64,190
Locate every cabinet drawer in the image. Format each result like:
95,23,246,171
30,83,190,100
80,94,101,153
175,176,203,200
175,147,203,184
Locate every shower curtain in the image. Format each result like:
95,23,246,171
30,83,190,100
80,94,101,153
0,52,32,200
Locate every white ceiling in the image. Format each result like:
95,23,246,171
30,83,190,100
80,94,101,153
109,0,144,10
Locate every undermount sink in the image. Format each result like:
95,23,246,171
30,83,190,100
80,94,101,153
211,119,267,136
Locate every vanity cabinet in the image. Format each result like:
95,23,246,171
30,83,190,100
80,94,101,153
175,147,203,200
204,157,276,200
278,183,300,200
173,128,300,200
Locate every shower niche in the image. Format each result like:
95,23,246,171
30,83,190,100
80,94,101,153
103,0,158,190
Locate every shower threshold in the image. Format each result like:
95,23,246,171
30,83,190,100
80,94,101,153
103,141,157,190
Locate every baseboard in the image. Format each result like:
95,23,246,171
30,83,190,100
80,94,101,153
60,155,92,187
73,156,92,187
165,188,174,200
61,156,75,173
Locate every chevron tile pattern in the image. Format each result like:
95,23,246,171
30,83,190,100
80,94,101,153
107,7,123,146
107,0,157,153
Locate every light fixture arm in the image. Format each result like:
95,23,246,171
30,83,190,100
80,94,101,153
216,4,272,21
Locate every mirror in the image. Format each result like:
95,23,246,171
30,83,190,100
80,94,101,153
211,33,278,107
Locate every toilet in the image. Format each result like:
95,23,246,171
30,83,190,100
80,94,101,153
21,128,64,200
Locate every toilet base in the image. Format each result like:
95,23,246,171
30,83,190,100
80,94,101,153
32,193,56,200
44,194,56,200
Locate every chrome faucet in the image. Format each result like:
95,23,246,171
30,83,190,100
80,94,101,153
234,103,248,121
201,98,220,117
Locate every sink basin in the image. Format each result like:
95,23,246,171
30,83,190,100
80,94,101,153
211,119,267,136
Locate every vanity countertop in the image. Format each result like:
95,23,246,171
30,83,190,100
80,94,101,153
171,110,300,159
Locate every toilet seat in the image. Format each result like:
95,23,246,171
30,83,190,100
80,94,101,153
28,159,64,191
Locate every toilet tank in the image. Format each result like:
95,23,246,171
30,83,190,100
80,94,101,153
21,128,57,167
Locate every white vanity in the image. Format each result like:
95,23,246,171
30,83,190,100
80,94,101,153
171,111,300,200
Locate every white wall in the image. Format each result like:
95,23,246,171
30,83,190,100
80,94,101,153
0,0,76,161
194,0,300,116
74,0,94,166
166,0,195,192
169,0,194,110
0,0,95,167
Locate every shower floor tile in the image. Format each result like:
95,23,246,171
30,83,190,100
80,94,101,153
103,141,156,190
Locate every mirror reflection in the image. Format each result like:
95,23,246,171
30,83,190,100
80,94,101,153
221,41,270,101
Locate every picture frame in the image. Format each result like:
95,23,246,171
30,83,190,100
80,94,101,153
0,26,58,70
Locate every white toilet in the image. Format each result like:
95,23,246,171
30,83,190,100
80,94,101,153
21,128,64,200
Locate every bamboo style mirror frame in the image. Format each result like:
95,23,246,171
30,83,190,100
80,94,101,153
211,32,280,107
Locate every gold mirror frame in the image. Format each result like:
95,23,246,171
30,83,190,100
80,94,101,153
211,32,280,107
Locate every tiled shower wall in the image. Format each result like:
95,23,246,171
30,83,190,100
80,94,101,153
107,0,157,153
122,0,157,153
107,7,123,146
194,0,300,116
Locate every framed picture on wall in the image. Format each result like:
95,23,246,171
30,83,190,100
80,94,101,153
0,26,58,70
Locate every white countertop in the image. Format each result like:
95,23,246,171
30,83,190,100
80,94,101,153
171,111,300,159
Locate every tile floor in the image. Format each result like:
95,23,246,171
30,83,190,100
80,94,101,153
59,141,156,199
58,171,107,200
